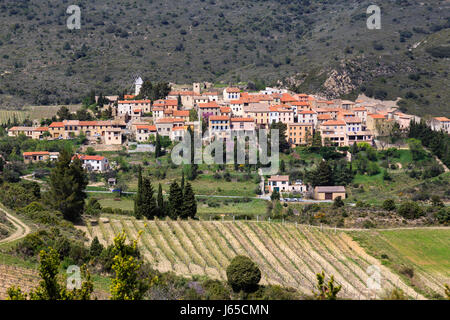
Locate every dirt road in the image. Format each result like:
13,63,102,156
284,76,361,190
0,206,31,245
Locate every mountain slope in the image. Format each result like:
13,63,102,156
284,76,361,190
0,0,448,116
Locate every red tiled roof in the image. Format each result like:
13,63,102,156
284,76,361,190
434,117,450,122
49,122,64,128
209,115,230,121
322,120,346,126
231,117,254,122
368,114,386,119
298,110,316,114
23,151,49,156
34,127,49,131
318,114,332,120
118,100,151,104
226,87,241,93
198,102,220,109
73,154,106,161
136,125,157,131
173,110,189,117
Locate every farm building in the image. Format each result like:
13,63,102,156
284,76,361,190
313,186,346,200
23,151,59,164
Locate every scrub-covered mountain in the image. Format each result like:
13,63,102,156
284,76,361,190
0,0,448,116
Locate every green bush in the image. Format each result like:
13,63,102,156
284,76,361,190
434,208,449,225
333,196,344,208
382,199,396,211
397,201,424,220
202,279,231,300
226,256,261,293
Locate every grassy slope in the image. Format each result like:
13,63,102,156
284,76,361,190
350,228,450,297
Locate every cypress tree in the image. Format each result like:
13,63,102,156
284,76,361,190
141,178,157,219
155,133,161,158
157,183,165,217
182,182,197,219
134,166,143,219
168,181,183,219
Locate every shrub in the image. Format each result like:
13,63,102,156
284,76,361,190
363,220,376,229
367,162,380,176
397,201,423,219
399,266,414,279
382,199,396,211
226,256,261,293
333,196,344,208
434,208,449,224
202,279,231,300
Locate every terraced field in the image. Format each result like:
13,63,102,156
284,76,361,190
0,265,39,299
80,217,425,299
0,105,81,124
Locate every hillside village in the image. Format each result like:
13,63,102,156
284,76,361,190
5,79,450,198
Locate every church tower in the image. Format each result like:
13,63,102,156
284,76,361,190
135,77,143,96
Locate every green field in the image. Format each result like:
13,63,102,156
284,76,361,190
92,193,267,218
350,228,450,298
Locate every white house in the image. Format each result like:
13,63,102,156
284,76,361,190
269,106,279,124
297,110,317,126
223,87,241,101
118,100,151,116
430,117,450,134
267,175,308,194
73,154,109,173
230,100,245,117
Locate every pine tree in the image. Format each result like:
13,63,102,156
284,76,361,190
182,182,197,219
316,161,334,186
49,150,88,222
168,181,183,219
141,178,157,219
157,183,165,217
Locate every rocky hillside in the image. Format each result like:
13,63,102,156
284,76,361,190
0,0,448,116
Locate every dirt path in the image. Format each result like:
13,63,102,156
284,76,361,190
0,206,31,245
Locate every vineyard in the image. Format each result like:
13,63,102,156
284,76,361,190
80,217,425,299
0,105,82,124
0,110,28,125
